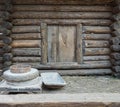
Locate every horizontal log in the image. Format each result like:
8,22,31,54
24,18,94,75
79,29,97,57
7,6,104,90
83,26,111,34
13,19,112,26
13,57,41,62
2,45,12,52
12,0,113,5
13,5,112,12
0,40,4,47
83,56,110,61
2,36,12,44
111,21,120,31
85,48,110,55
113,5,120,14
11,40,41,48
83,34,111,40
12,26,40,33
112,31,120,37
0,21,13,30
111,53,120,60
111,59,120,66
11,33,41,40
0,12,11,20
39,69,112,76
112,13,120,21
0,49,4,54
85,40,109,48
110,37,120,45
0,27,11,36
13,61,111,69
3,53,13,61
112,66,120,73
110,45,120,51
12,12,112,19
12,48,41,56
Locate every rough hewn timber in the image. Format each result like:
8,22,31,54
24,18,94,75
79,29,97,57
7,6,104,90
11,40,41,48
12,19,112,26
0,21,13,30
2,36,12,44
111,59,120,66
110,37,120,45
112,66,120,73
2,45,12,52
112,30,120,37
12,12,112,19
3,53,13,61
110,45,120,51
111,53,120,60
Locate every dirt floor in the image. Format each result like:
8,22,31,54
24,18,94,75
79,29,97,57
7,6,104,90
43,76,120,93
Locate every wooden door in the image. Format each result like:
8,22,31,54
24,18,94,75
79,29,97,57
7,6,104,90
41,23,83,65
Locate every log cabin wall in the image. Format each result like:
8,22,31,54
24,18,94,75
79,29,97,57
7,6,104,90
0,0,114,75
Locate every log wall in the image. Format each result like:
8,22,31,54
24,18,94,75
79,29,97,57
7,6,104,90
1,0,114,75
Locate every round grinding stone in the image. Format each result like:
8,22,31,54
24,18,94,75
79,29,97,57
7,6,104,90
3,68,39,82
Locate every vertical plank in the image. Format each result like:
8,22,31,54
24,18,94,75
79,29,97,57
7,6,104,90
58,26,76,62
77,24,83,64
41,23,47,64
48,26,57,62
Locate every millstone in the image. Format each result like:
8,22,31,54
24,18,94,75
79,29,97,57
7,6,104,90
3,68,39,82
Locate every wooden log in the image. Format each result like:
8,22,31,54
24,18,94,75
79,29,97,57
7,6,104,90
111,21,120,30
0,21,13,30
83,55,110,61
12,48,41,56
111,59,120,66
113,5,120,14
13,61,111,69
85,48,110,55
0,26,11,36
112,30,120,37
11,33,41,40
111,53,120,60
3,61,12,67
2,36,12,44
39,69,112,76
76,24,83,64
83,26,111,34
13,57,40,62
2,45,12,52
113,72,120,78
12,26,40,33
85,40,109,48
110,45,120,51
0,12,11,20
12,0,113,5
110,37,120,45
13,5,112,12
11,40,41,48
41,23,47,64
0,40,4,47
3,53,13,61
112,66,120,73
0,49,4,54
0,57,3,63
12,12,112,19
0,5,4,11
12,19,112,26
84,34,111,40
112,13,120,21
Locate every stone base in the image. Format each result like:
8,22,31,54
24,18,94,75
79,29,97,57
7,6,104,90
0,77,42,94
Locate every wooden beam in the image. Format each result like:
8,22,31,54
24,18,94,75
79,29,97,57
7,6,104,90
12,12,112,19
41,23,48,64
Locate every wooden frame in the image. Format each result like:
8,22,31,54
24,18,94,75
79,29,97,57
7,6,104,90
41,22,83,65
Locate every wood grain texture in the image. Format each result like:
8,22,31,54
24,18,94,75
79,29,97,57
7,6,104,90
12,12,112,19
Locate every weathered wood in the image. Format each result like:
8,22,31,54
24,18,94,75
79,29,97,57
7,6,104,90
11,40,41,48
112,31,120,37
0,12,11,20
111,59,120,66
13,5,112,12
84,34,111,40
39,69,112,75
2,45,12,52
112,13,120,21
3,61,12,67
0,57,3,63
13,61,111,69
112,66,120,73
12,12,112,19
2,36,12,44
77,24,83,64
58,26,76,62
111,21,120,30
111,53,120,60
85,40,109,48
85,48,110,55
12,26,40,33
12,48,41,56
12,0,113,5
113,5,120,14
0,5,4,11
11,33,41,40
0,49,4,54
0,40,4,47
41,23,47,64
83,26,111,34
110,37,120,45
3,53,13,61
13,19,112,26
110,45,120,51
0,27,11,36
0,21,13,30
13,57,40,62
83,56,110,61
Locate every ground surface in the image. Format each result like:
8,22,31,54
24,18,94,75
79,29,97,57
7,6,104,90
43,76,120,93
